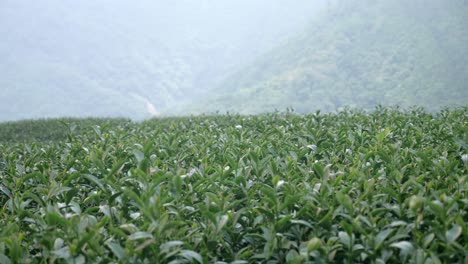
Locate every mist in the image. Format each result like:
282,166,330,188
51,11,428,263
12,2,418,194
0,0,326,121
0,0,466,121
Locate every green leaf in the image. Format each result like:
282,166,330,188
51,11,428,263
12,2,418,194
445,225,462,244
336,192,353,213
0,254,11,264
261,186,277,206
375,229,393,249
312,163,324,179
390,241,414,256
0,185,11,198
82,174,105,191
133,150,144,163
160,241,184,253
339,232,351,248
171,175,183,195
128,232,153,241
108,160,126,178
286,249,300,262
217,215,229,232
307,237,322,252
139,158,151,172
76,231,96,250
376,128,391,142
430,253,442,264
48,186,73,199
92,125,102,137
52,246,71,259
45,212,67,227
276,215,292,229
106,241,125,260
179,250,203,264
423,233,435,248
54,238,64,250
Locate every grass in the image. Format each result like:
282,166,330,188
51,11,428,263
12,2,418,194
0,107,467,263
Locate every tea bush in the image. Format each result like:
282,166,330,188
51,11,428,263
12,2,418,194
0,108,466,263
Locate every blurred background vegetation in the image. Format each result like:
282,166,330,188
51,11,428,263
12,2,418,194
0,118,130,143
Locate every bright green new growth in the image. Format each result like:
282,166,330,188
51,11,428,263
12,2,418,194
0,108,466,263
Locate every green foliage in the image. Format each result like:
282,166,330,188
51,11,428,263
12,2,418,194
0,107,467,263
0,118,130,143
196,0,468,114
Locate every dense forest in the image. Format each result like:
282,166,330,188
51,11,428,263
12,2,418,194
195,0,468,114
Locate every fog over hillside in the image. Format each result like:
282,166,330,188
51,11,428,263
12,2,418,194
0,0,326,121
1,0,466,121
194,0,468,114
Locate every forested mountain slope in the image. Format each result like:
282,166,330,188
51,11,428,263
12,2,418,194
0,0,325,121
196,0,468,114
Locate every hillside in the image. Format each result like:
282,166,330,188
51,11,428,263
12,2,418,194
195,0,468,114
0,0,325,121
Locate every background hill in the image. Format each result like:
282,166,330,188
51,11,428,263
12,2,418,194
0,0,325,121
1,0,466,120
194,0,468,114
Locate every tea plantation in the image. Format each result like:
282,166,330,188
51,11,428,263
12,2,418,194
0,108,467,263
